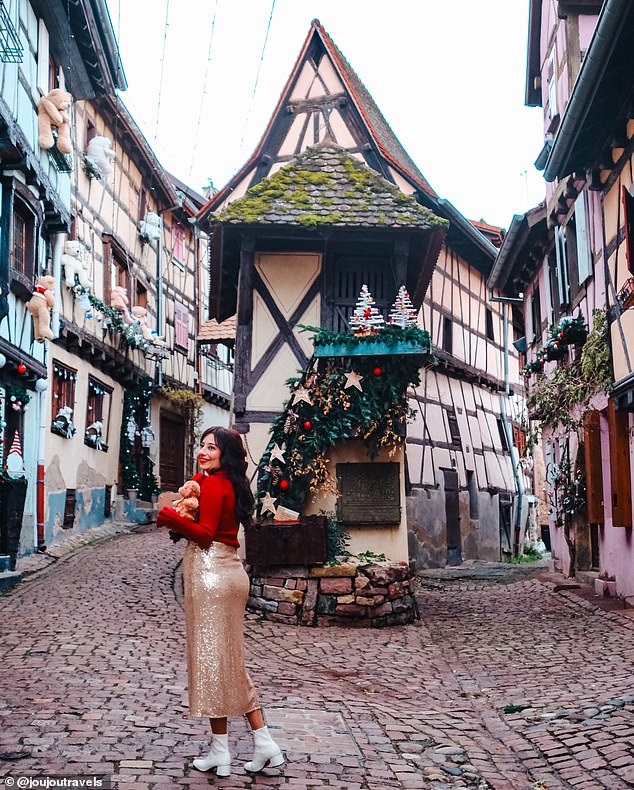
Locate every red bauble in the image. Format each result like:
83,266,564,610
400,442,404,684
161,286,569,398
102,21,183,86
303,420,312,431
17,363,27,375
559,331,564,338
279,479,290,490
373,366,382,376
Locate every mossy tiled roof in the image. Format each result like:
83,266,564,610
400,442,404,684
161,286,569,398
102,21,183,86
213,142,447,230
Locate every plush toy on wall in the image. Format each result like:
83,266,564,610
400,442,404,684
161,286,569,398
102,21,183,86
130,305,155,342
52,405,76,439
27,275,55,342
109,286,133,323
38,89,73,154
173,479,200,521
61,240,91,290
85,135,115,178
139,212,161,243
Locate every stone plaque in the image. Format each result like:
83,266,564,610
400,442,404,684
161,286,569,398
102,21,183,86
336,462,401,525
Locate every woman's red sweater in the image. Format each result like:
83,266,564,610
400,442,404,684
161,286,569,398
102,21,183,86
156,471,240,549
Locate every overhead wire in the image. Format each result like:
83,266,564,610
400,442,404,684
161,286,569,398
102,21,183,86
238,0,276,153
189,0,219,178
154,0,171,140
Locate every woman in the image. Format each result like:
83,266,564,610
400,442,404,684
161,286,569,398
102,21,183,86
157,426,284,777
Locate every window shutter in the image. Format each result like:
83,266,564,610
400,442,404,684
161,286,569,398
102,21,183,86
622,185,634,275
37,19,49,95
554,226,570,307
575,193,592,283
174,302,189,350
525,293,534,343
583,411,604,525
607,399,632,527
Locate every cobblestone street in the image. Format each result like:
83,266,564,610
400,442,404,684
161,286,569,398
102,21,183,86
2,527,634,790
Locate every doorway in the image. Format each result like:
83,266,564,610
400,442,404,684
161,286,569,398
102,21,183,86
443,468,462,566
159,410,185,491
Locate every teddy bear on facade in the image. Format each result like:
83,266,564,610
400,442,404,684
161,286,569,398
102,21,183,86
130,305,165,345
173,479,200,521
109,286,133,323
61,240,91,290
27,275,55,342
37,89,73,154
138,212,161,244
84,136,115,179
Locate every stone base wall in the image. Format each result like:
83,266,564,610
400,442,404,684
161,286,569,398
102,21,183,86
247,561,418,627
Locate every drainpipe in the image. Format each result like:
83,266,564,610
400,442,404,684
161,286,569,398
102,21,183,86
488,291,525,556
51,232,65,337
156,217,163,387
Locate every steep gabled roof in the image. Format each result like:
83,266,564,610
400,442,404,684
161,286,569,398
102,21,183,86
197,19,435,222
213,141,446,231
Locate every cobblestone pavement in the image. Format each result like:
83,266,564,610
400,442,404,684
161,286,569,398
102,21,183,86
2,528,634,790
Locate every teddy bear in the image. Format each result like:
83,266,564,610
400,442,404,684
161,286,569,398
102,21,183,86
61,240,91,290
139,212,161,243
109,286,133,323
130,305,154,341
173,479,200,521
52,405,75,438
27,275,55,342
38,89,73,154
85,135,115,178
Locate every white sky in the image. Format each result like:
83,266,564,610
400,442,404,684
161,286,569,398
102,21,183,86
104,1,546,230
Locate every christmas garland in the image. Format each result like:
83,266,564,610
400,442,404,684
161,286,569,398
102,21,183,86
119,378,160,498
256,326,432,516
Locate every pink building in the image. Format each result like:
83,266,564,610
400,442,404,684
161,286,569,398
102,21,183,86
490,0,634,597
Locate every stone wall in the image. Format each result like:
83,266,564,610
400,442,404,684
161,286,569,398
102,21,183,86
247,561,418,627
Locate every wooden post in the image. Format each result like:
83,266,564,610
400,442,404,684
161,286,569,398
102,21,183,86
234,236,255,416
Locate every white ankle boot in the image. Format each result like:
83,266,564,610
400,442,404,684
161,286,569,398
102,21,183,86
244,725,284,772
192,733,231,776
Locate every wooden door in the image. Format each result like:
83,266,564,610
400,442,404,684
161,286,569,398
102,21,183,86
159,410,185,492
607,400,632,528
443,468,462,566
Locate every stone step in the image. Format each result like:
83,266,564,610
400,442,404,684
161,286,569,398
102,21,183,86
0,554,12,573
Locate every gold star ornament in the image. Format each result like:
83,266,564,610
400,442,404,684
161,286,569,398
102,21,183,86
269,443,286,463
292,386,313,406
260,492,277,515
343,370,364,391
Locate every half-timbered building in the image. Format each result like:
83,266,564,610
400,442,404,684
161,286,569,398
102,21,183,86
0,0,123,575
198,20,526,569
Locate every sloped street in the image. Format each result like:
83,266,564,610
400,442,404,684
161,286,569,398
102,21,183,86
2,528,634,790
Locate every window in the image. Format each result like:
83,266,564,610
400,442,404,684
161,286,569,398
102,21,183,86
530,285,542,342
172,224,186,266
554,226,570,309
85,120,97,149
174,301,189,350
51,362,77,438
103,235,129,307
442,316,453,354
575,193,591,284
497,419,510,451
446,407,461,447
485,308,494,342
85,377,112,451
623,186,634,275
11,202,35,281
37,18,49,94
547,47,557,119
136,281,147,309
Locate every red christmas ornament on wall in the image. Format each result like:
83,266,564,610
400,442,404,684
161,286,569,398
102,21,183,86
373,366,382,376
303,420,312,431
279,479,290,491
17,363,27,375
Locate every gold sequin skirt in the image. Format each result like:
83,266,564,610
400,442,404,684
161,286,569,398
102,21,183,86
183,540,260,718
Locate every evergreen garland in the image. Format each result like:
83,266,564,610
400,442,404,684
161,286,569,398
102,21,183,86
119,378,160,498
256,326,433,516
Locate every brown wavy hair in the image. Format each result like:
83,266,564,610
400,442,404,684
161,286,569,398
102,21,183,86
200,426,254,527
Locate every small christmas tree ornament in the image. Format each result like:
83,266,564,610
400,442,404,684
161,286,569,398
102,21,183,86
279,479,290,491
389,285,417,327
283,410,298,435
349,285,384,336
6,430,25,478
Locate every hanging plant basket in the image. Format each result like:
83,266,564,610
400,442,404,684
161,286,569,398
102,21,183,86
542,341,567,362
551,315,588,348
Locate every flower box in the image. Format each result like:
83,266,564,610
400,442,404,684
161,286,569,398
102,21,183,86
245,514,327,567
313,338,431,358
